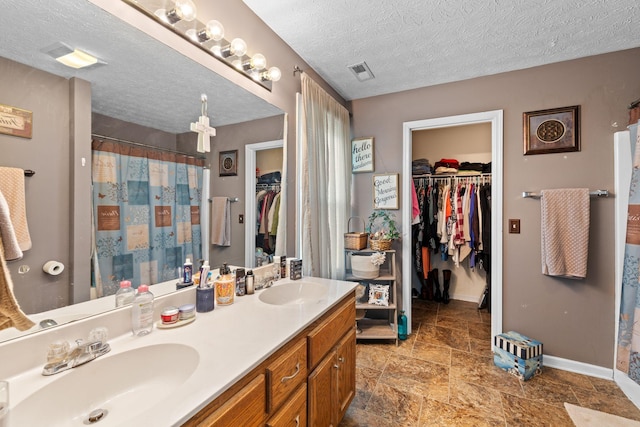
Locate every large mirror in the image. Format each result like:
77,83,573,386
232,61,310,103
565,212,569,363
0,0,283,342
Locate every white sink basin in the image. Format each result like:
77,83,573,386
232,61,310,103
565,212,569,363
11,343,199,426
259,281,329,306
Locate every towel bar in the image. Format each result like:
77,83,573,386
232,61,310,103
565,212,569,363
208,197,239,203
522,190,609,199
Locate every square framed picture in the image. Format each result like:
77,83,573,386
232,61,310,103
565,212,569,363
352,137,374,173
368,284,389,306
523,105,580,155
219,150,238,176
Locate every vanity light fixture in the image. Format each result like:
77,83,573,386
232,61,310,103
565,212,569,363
165,0,197,25
123,0,281,90
196,20,224,43
220,38,248,58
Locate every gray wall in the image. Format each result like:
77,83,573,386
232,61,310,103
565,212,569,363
350,47,640,368
0,57,73,313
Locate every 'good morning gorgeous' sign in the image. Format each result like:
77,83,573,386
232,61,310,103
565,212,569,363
373,174,398,209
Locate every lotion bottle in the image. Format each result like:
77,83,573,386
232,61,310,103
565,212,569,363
132,284,154,336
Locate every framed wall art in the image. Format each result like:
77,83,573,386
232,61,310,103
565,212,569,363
0,104,32,139
373,173,399,209
523,105,580,155
219,149,238,176
352,137,374,173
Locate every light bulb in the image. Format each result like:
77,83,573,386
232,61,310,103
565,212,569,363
166,0,196,24
250,54,267,70
229,38,247,57
267,66,281,82
197,20,224,43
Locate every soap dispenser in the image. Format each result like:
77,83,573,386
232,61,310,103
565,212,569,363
214,263,235,306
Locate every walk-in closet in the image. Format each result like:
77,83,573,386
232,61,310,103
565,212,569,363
411,123,492,312
255,147,283,260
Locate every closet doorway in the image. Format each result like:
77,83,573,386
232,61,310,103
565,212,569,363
401,110,503,339
245,140,284,268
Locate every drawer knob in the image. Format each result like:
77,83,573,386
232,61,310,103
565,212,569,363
338,356,345,363
280,362,300,383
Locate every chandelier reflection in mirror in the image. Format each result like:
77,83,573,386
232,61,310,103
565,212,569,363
122,0,281,90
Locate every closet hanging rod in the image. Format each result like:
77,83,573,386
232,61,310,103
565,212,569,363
522,190,609,199
91,133,207,160
412,173,491,179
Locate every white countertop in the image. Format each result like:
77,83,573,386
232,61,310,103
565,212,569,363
4,276,357,426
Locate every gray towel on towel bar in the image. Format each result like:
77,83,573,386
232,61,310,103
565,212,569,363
210,197,231,246
540,188,590,279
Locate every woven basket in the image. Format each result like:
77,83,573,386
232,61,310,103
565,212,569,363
344,217,368,250
369,238,392,251
351,254,380,279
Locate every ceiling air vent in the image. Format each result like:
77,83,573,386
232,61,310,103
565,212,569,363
348,61,374,82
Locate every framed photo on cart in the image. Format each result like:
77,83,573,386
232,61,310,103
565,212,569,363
219,150,238,176
373,173,399,209
523,105,580,155
352,137,374,173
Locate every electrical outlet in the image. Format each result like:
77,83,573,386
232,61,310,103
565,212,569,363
239,214,244,224
509,219,520,234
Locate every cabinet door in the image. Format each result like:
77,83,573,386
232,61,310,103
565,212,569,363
307,350,338,427
336,328,356,421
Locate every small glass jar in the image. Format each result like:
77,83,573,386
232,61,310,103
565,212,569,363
161,306,180,324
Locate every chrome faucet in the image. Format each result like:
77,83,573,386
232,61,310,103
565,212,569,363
42,330,111,376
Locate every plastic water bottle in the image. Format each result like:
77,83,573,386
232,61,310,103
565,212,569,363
132,284,154,336
398,310,408,340
115,280,136,307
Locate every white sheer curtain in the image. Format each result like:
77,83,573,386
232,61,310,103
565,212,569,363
299,74,351,279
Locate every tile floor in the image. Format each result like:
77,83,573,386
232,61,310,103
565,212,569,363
339,299,640,426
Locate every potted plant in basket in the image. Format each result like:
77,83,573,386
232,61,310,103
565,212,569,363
367,210,400,250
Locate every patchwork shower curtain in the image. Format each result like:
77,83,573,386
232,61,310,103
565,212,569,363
618,122,640,381
91,140,204,296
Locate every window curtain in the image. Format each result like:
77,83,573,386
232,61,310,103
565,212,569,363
91,140,204,296
618,122,640,382
299,74,351,279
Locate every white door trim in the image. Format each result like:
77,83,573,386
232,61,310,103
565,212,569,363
244,139,284,268
401,110,503,339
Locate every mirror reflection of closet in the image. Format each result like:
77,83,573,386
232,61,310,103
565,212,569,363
244,140,284,268
411,123,491,308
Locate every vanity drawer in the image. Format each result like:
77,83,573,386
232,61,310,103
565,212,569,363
307,298,355,369
198,373,267,427
267,337,307,412
266,383,307,427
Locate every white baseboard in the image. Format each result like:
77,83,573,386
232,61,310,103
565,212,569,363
544,355,613,380
614,369,640,409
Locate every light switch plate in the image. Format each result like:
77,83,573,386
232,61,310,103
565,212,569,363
509,219,520,234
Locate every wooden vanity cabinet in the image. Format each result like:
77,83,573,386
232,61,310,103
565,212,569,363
183,292,355,427
307,299,356,427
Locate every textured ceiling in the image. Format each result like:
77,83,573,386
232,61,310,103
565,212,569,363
0,0,282,134
243,0,640,100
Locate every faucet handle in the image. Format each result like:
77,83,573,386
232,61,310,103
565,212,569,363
88,327,109,345
46,340,70,363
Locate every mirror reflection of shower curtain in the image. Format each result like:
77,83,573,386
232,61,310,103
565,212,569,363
618,122,640,382
91,140,204,296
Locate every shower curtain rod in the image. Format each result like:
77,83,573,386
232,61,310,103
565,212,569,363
91,133,207,160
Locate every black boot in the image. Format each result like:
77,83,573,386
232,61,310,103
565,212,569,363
426,271,434,301
442,269,452,304
432,269,442,302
